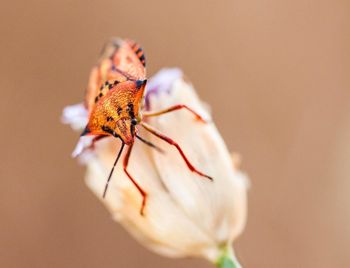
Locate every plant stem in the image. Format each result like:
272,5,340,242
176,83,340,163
215,245,242,268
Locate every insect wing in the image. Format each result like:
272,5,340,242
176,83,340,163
84,38,146,113
98,38,146,81
109,39,146,80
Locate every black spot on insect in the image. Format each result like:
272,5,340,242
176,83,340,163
136,80,146,89
95,96,99,103
81,126,91,136
135,48,142,54
131,118,138,125
117,106,122,115
139,54,145,62
106,116,114,122
114,80,119,85
99,93,103,97
105,81,109,86
102,125,119,137
100,85,104,90
127,103,135,118
101,125,113,134
126,103,134,111
108,84,114,90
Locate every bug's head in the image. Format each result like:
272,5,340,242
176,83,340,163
113,79,146,145
113,116,139,145
83,79,146,145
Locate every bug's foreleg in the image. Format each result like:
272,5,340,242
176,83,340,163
77,135,108,157
123,142,148,216
141,122,213,181
90,135,108,150
143,104,207,123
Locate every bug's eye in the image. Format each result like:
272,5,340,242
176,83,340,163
131,118,138,125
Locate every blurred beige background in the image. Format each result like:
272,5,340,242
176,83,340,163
1,0,350,267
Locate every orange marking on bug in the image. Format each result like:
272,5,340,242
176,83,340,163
81,38,212,216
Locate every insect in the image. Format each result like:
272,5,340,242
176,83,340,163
82,38,212,215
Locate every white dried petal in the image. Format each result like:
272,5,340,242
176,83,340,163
63,68,248,262
61,103,88,131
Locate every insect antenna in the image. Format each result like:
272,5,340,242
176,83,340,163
136,134,164,153
103,142,125,198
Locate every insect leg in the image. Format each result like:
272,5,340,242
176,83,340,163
136,134,164,153
77,135,108,157
103,142,125,198
141,122,213,181
123,142,148,216
90,135,108,150
143,104,207,123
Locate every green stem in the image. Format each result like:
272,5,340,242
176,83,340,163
215,245,242,268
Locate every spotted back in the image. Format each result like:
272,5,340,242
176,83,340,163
84,38,146,113
85,80,147,144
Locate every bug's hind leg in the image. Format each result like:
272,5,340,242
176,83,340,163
141,122,213,181
143,104,207,123
123,142,148,216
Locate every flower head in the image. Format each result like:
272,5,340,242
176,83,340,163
62,68,248,266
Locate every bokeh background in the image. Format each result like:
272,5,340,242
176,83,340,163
1,0,349,267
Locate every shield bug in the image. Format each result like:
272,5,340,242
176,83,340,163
81,38,212,215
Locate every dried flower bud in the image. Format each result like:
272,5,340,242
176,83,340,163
62,68,248,267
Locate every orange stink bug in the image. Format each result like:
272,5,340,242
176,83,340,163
82,38,212,215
